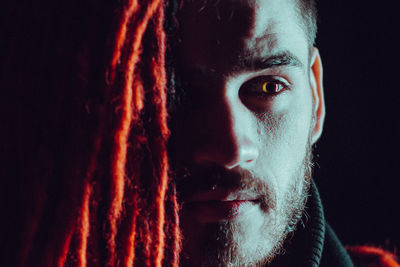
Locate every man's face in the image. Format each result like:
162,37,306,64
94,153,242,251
171,0,325,266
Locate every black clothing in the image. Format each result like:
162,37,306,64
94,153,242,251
274,180,355,267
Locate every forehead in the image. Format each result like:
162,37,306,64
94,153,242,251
178,0,308,73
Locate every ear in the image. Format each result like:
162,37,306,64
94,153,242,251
309,47,326,144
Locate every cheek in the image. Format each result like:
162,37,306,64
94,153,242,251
255,91,313,189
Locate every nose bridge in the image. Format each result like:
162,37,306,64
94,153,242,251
194,84,259,169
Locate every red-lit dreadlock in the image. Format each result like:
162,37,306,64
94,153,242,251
0,0,181,266
104,0,181,266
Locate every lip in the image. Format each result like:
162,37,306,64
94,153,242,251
185,189,259,203
183,189,260,223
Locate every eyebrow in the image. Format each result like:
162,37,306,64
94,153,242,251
236,51,304,72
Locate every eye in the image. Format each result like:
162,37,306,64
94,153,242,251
262,81,285,94
240,76,288,99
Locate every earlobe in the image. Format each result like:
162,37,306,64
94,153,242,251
310,47,326,144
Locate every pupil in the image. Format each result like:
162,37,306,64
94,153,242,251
264,82,276,92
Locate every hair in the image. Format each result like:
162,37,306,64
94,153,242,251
296,0,318,48
0,0,181,266
0,0,317,266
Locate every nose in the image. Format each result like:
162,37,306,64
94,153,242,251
192,94,259,169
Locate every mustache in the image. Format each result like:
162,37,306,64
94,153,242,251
173,165,276,209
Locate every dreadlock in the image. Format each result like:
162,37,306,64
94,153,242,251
105,0,181,266
0,0,181,266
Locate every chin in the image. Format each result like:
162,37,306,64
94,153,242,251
180,179,310,267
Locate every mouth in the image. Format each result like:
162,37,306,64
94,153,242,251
182,189,261,223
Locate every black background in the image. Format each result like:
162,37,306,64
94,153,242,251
1,0,398,260
314,1,399,251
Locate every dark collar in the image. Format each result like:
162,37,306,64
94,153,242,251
271,180,354,267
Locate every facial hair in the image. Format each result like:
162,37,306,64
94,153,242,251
178,143,313,267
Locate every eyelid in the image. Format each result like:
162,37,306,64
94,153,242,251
242,75,291,95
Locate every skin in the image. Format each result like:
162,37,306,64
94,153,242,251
171,0,325,266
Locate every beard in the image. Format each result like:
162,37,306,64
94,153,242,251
176,143,313,267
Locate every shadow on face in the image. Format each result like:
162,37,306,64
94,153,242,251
169,0,324,266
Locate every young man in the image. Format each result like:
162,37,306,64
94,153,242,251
172,0,327,265
1,0,398,266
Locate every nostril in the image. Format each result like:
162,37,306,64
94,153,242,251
192,135,260,169
224,143,259,169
